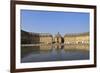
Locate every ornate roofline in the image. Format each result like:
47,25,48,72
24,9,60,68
55,32,62,37
64,32,89,37
21,30,89,37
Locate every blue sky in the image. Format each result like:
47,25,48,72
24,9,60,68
21,10,89,36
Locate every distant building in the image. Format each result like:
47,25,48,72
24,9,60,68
21,30,53,44
21,30,32,44
29,33,53,44
64,32,89,44
39,33,53,44
21,30,89,45
29,32,40,44
54,32,62,44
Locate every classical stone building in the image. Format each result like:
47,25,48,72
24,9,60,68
29,32,40,44
21,30,52,44
64,32,89,44
54,32,62,44
21,30,32,44
39,33,53,44
75,32,89,44
21,30,89,45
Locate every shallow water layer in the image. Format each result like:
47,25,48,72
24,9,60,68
21,44,89,63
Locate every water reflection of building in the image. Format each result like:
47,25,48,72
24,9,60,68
64,44,89,50
64,32,89,44
39,45,52,51
53,45,62,49
54,32,62,44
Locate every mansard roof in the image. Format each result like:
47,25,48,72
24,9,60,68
39,33,52,37
21,30,52,37
64,32,89,37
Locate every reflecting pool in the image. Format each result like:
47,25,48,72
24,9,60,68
21,44,89,63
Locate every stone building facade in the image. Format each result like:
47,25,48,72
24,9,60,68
64,32,89,44
29,32,40,44
39,33,53,44
21,30,52,44
21,30,32,44
21,30,89,45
